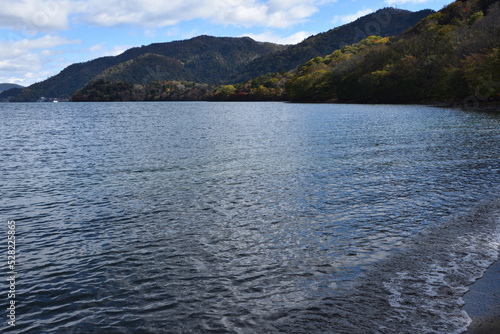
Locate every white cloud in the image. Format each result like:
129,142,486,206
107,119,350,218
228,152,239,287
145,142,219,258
88,42,105,53
385,0,430,4
87,43,132,57
218,4,269,27
80,0,323,29
0,0,335,32
0,35,78,58
332,9,374,25
0,0,340,84
0,0,74,32
242,30,311,45
0,35,80,85
213,0,320,28
107,45,132,57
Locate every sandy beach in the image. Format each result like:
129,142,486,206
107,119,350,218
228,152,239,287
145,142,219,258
464,258,500,334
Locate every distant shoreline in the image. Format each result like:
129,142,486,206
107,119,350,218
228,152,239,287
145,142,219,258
4,98,499,112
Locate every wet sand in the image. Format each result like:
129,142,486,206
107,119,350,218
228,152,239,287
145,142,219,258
464,258,500,334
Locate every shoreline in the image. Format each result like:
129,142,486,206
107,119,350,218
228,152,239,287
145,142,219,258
464,257,500,333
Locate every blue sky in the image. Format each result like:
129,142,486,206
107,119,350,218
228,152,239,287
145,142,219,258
0,0,452,86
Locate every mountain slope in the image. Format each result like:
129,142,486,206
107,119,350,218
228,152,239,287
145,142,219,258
12,36,286,101
71,0,500,105
94,54,195,84
0,83,23,92
285,0,500,104
83,8,434,91
95,36,289,85
13,7,435,102
114,35,287,84
0,88,24,101
231,8,435,82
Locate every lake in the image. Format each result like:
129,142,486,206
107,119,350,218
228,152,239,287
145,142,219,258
1,102,500,333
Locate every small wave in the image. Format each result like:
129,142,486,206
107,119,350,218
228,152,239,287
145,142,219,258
265,197,500,334
363,198,500,334
382,230,500,333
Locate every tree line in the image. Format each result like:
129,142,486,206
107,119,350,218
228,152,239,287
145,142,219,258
73,0,499,105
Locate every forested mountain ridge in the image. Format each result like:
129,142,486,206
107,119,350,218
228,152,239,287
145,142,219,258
93,54,193,85
284,0,500,104
232,8,435,82
0,84,24,102
11,36,286,101
0,83,23,92
111,36,287,84
93,8,434,88
73,0,499,104
11,7,433,102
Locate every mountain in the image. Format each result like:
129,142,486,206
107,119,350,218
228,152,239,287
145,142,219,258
74,0,500,105
0,84,24,101
12,7,434,102
94,54,194,84
0,83,23,92
98,8,435,86
284,0,500,104
92,35,285,86
91,8,434,87
11,36,286,101
232,8,435,82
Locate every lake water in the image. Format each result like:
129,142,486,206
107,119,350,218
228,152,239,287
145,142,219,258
1,102,500,333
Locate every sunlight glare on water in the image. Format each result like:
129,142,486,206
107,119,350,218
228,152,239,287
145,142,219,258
1,102,499,333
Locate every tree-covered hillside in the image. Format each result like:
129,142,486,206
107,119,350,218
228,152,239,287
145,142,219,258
11,36,286,101
94,54,195,85
70,0,500,105
0,84,24,101
0,83,23,92
285,0,500,104
72,79,213,102
11,7,434,102
232,8,435,82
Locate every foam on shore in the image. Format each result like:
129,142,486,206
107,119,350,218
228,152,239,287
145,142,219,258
371,198,500,333
261,198,500,334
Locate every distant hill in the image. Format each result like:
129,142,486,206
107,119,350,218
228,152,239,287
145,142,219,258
0,83,23,92
284,0,500,104
73,0,500,105
98,35,287,85
11,36,286,101
97,8,434,86
94,54,193,84
0,85,24,101
232,8,435,82
11,7,435,102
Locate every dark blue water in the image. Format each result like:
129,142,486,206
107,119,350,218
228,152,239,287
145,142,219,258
1,102,500,333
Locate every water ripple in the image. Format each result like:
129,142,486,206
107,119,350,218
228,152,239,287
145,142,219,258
1,102,499,333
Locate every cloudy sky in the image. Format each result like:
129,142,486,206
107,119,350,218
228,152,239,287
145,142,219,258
0,0,451,86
